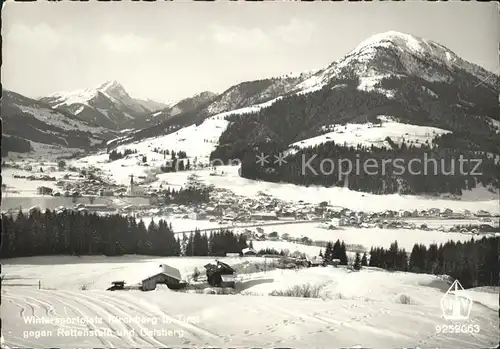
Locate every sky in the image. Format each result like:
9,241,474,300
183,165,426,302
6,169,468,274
2,1,499,103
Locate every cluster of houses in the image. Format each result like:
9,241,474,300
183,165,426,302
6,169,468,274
14,173,56,182
176,189,327,223
34,168,163,202
167,188,496,227
119,252,323,293
22,161,497,227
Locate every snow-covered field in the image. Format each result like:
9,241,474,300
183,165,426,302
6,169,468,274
289,118,450,150
2,165,82,198
1,255,262,290
135,217,492,253
238,224,489,250
2,255,498,348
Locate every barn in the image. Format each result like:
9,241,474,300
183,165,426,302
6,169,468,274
242,248,257,256
141,264,183,291
37,186,53,195
204,260,236,288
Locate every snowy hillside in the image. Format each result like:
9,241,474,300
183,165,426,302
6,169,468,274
72,138,500,214
134,98,170,113
117,30,498,156
204,73,315,116
113,71,321,147
2,255,498,348
92,97,284,170
1,90,114,153
289,116,451,151
147,91,218,125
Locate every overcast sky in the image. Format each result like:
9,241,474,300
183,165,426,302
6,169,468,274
2,1,498,103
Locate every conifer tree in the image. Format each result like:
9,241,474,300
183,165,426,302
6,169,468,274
339,241,348,265
353,252,362,270
361,252,368,267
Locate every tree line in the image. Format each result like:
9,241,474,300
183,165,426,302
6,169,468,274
321,239,349,265
317,236,498,288
182,228,248,257
0,209,246,259
108,148,137,161
160,150,191,173
211,69,499,195
235,139,499,195
1,135,32,157
161,186,211,205
367,237,499,288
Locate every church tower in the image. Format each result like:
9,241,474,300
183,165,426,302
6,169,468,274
128,174,135,195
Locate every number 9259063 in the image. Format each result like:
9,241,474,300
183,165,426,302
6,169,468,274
436,324,480,334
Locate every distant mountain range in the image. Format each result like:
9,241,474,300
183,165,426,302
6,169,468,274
210,30,499,152
2,31,499,168
38,80,165,130
109,31,499,149
1,89,117,154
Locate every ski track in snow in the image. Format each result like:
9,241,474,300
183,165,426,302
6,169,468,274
2,259,499,348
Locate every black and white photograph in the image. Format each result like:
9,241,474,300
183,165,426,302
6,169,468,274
1,1,499,348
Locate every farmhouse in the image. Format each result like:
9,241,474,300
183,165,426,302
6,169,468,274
447,212,465,219
141,264,183,291
204,260,236,288
476,210,491,217
329,218,340,228
267,231,279,241
189,212,207,220
84,204,113,212
307,256,324,267
251,212,277,221
99,189,114,196
242,248,257,256
37,186,53,195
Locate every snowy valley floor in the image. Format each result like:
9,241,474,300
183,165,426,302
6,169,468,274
2,256,499,348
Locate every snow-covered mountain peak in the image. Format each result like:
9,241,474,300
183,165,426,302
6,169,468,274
96,80,133,103
355,31,425,51
97,80,129,97
97,80,121,91
344,30,443,63
331,30,499,92
46,88,98,108
39,80,154,129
